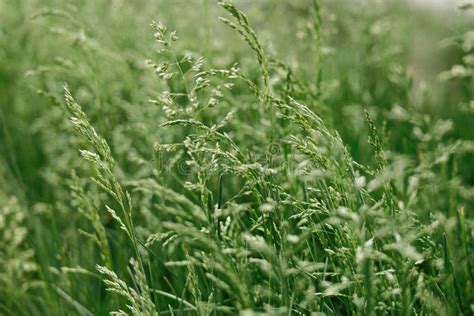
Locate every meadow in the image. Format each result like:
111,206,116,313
0,0,473,314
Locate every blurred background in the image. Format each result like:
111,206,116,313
0,0,473,199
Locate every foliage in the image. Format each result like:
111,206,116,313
1,0,473,315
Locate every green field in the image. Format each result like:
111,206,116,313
1,0,473,314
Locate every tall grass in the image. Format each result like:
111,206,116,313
1,0,473,315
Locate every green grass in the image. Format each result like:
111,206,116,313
1,0,473,314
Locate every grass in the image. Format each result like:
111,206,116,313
0,0,473,314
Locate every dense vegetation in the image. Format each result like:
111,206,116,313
1,0,473,314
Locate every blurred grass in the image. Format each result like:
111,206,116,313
0,0,473,315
